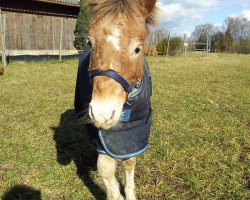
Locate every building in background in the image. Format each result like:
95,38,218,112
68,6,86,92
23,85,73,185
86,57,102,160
0,0,81,64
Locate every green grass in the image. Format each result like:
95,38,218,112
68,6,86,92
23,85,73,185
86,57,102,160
0,54,249,200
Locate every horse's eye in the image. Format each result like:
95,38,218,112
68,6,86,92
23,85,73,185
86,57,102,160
134,46,141,55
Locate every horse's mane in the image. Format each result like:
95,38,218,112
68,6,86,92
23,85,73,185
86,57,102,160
86,0,158,27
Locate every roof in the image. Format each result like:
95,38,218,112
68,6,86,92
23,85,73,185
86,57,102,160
0,0,80,18
33,0,80,7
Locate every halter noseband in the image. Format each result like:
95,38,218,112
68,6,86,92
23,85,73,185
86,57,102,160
89,70,139,94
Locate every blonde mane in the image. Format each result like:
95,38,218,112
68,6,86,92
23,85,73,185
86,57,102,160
86,0,158,27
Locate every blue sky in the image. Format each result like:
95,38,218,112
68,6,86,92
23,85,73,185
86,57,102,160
157,0,250,35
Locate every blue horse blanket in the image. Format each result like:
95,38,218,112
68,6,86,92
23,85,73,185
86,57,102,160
74,44,152,159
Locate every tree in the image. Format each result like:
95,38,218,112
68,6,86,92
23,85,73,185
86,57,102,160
74,0,90,51
224,27,234,52
236,40,250,54
156,36,183,56
156,37,168,55
211,31,225,52
222,17,250,53
169,37,183,55
224,17,250,40
191,23,220,51
191,23,219,42
191,16,250,54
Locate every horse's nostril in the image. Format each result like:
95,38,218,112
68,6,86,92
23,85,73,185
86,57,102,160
110,110,116,121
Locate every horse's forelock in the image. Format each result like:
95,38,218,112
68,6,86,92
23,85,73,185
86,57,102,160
86,0,158,27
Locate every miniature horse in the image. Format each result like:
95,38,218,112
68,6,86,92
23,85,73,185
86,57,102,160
75,1,158,199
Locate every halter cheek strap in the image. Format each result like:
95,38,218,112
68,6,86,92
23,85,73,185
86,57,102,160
89,70,137,93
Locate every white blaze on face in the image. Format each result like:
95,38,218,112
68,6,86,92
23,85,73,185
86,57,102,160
107,28,121,51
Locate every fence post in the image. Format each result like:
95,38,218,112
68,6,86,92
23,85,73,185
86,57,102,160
206,34,209,56
166,33,170,56
155,33,158,46
0,10,7,66
183,34,186,58
52,17,56,52
59,18,64,61
151,32,155,47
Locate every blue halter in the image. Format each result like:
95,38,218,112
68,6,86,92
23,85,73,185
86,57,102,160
89,70,138,94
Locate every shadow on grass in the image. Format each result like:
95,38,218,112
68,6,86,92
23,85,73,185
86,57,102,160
2,185,41,200
52,109,105,200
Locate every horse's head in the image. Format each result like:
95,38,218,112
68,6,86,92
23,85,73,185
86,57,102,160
86,0,157,130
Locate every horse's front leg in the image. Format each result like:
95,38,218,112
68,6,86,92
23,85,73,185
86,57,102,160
97,154,124,200
122,157,136,200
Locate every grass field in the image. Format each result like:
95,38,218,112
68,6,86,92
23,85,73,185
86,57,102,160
0,54,249,200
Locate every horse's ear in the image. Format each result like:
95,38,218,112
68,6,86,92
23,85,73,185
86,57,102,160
140,0,156,16
140,0,158,26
